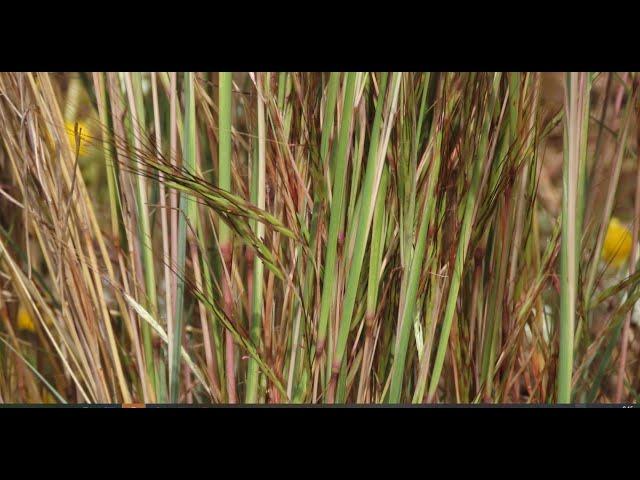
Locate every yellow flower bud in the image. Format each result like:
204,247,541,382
17,304,36,333
602,217,632,268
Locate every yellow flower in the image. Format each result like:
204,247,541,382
16,304,36,333
602,217,632,268
65,120,92,156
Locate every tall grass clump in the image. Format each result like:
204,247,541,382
0,72,639,404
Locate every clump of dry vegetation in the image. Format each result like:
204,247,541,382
0,72,638,404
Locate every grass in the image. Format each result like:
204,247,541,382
558,73,589,402
0,72,639,404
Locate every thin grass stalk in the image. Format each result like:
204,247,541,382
169,72,197,402
245,73,267,403
151,72,173,402
124,72,158,391
321,73,340,203
169,72,179,312
558,72,589,403
218,72,237,402
92,73,120,240
277,73,288,111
